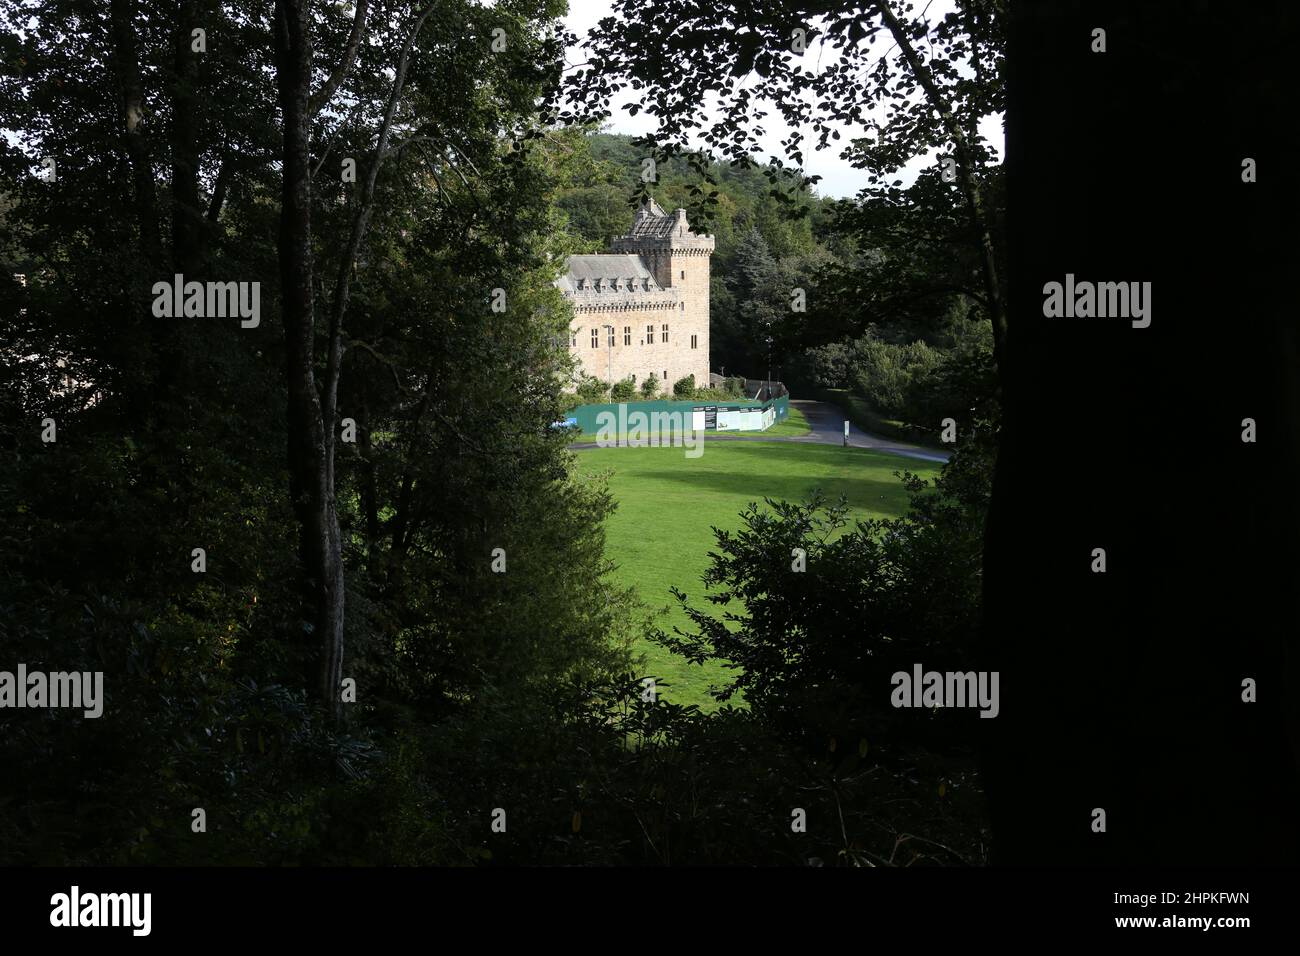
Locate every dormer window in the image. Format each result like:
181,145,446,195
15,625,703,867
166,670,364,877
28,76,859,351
576,278,585,290
593,278,602,291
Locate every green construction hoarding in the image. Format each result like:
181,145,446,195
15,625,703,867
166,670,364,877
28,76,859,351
557,395,789,435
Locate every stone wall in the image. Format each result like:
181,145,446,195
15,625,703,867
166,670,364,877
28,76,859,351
571,296,708,389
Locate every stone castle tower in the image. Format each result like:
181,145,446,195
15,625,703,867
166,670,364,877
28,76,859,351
557,199,713,391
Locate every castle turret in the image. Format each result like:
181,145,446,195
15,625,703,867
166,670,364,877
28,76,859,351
610,200,714,385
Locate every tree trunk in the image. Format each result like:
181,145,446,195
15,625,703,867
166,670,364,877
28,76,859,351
274,0,345,720
169,0,203,275
108,0,163,268
108,0,167,415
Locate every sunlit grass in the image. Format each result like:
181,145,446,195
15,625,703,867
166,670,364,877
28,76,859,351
574,440,940,710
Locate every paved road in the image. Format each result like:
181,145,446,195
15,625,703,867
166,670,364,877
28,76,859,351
786,399,951,463
568,398,951,465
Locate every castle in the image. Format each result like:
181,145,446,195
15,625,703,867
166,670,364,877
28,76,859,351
557,199,713,391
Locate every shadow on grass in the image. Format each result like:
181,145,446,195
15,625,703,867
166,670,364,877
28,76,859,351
634,467,913,511
628,444,925,509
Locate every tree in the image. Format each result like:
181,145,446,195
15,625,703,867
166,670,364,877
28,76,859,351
0,0,640,863
659,429,994,754
611,376,636,401
268,0,575,715
724,227,781,372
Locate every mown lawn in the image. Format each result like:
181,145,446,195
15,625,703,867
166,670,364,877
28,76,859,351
573,440,940,710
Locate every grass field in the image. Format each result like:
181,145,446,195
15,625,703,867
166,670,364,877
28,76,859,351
759,405,813,437
574,439,941,710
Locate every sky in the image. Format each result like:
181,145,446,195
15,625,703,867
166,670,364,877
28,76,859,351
561,0,1003,200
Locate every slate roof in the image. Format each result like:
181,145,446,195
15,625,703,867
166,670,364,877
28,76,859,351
624,199,678,238
556,254,664,295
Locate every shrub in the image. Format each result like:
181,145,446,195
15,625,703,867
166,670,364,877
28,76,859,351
639,376,659,398
906,321,997,429
658,431,995,756
575,374,608,404
672,374,695,398
800,342,855,390
610,376,636,402
852,339,940,419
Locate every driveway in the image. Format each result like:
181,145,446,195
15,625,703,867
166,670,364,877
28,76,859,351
786,399,951,463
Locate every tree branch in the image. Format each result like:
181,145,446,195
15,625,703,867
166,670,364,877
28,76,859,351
310,0,370,118
872,0,1006,374
323,2,437,460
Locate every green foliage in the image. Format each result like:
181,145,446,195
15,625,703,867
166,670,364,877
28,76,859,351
672,374,696,398
799,316,995,436
576,440,935,709
398,676,987,865
656,433,995,758
575,373,610,404
0,0,998,868
638,375,659,398
852,338,942,419
610,376,636,402
0,0,638,866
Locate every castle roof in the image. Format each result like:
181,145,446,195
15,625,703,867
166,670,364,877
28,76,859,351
555,254,665,295
555,198,710,301
625,198,679,239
